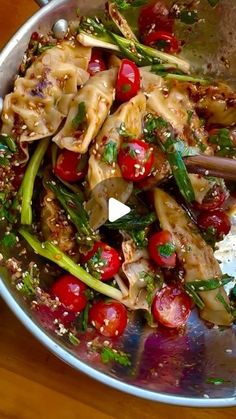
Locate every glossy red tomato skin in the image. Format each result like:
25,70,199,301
148,230,176,268
139,1,174,35
118,139,154,182
116,59,141,102
54,150,88,183
89,300,127,337
143,30,180,53
88,49,107,76
197,210,231,239
51,274,88,314
194,186,227,211
82,241,121,281
152,286,192,328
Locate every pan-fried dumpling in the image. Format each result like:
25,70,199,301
1,41,91,142
53,69,117,153
154,188,233,326
87,93,146,229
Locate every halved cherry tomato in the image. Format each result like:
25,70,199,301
197,210,231,239
54,149,88,183
194,185,227,211
116,59,141,102
88,49,107,76
89,300,127,337
138,1,174,35
51,274,88,313
34,304,76,332
152,286,192,328
118,139,154,182
143,31,180,53
148,230,176,268
82,241,121,281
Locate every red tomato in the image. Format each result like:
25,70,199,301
143,31,180,53
34,304,76,332
51,274,88,314
88,49,107,76
152,286,192,328
54,149,88,183
148,230,176,268
138,1,174,35
82,241,121,281
89,300,127,337
116,59,141,102
118,139,154,182
194,185,227,211
197,210,231,239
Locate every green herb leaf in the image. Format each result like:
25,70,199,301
19,264,40,297
143,113,168,144
101,347,131,367
114,0,147,10
87,248,106,279
209,128,236,157
105,211,156,230
185,283,205,309
0,134,17,153
38,44,55,54
72,102,86,129
76,303,90,332
140,271,163,306
180,10,198,24
186,275,234,292
206,377,227,385
2,232,17,248
68,333,80,346
118,122,134,138
216,292,232,313
158,242,176,258
130,229,148,248
102,141,118,164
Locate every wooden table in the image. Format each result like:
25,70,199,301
0,1,235,418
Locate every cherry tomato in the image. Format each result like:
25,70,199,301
51,274,88,313
88,49,107,76
116,59,141,102
34,304,76,332
89,300,127,337
30,32,40,42
82,241,121,281
194,185,227,211
138,1,174,35
197,210,231,239
152,286,191,328
148,230,176,268
143,31,180,53
54,149,88,183
118,139,154,182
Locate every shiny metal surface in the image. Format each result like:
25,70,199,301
52,18,69,39
0,0,236,407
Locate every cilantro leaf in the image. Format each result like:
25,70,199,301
101,347,131,367
158,242,176,258
206,377,226,385
72,102,86,129
209,128,236,157
119,122,134,138
140,271,163,306
68,333,80,346
143,113,168,144
114,0,147,10
102,141,118,164
19,264,40,297
2,232,17,248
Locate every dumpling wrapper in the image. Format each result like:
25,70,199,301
53,69,117,153
1,41,91,142
87,93,146,229
154,188,233,326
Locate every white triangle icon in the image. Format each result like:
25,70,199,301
108,198,131,223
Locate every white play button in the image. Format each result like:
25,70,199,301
108,198,131,223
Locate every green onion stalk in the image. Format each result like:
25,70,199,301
19,228,123,301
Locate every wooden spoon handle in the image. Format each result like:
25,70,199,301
184,155,236,181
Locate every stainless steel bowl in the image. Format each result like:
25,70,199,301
0,0,236,407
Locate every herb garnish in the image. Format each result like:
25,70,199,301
206,377,227,385
102,141,118,164
140,271,163,306
113,0,148,10
72,102,86,129
186,275,234,292
209,128,236,157
101,347,131,367
180,10,198,24
19,264,40,297
2,232,17,248
216,292,232,314
158,242,176,258
68,333,80,346
0,134,17,166
119,122,134,138
143,113,168,144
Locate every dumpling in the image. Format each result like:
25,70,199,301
154,187,233,326
87,93,146,229
1,41,91,142
53,69,117,153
